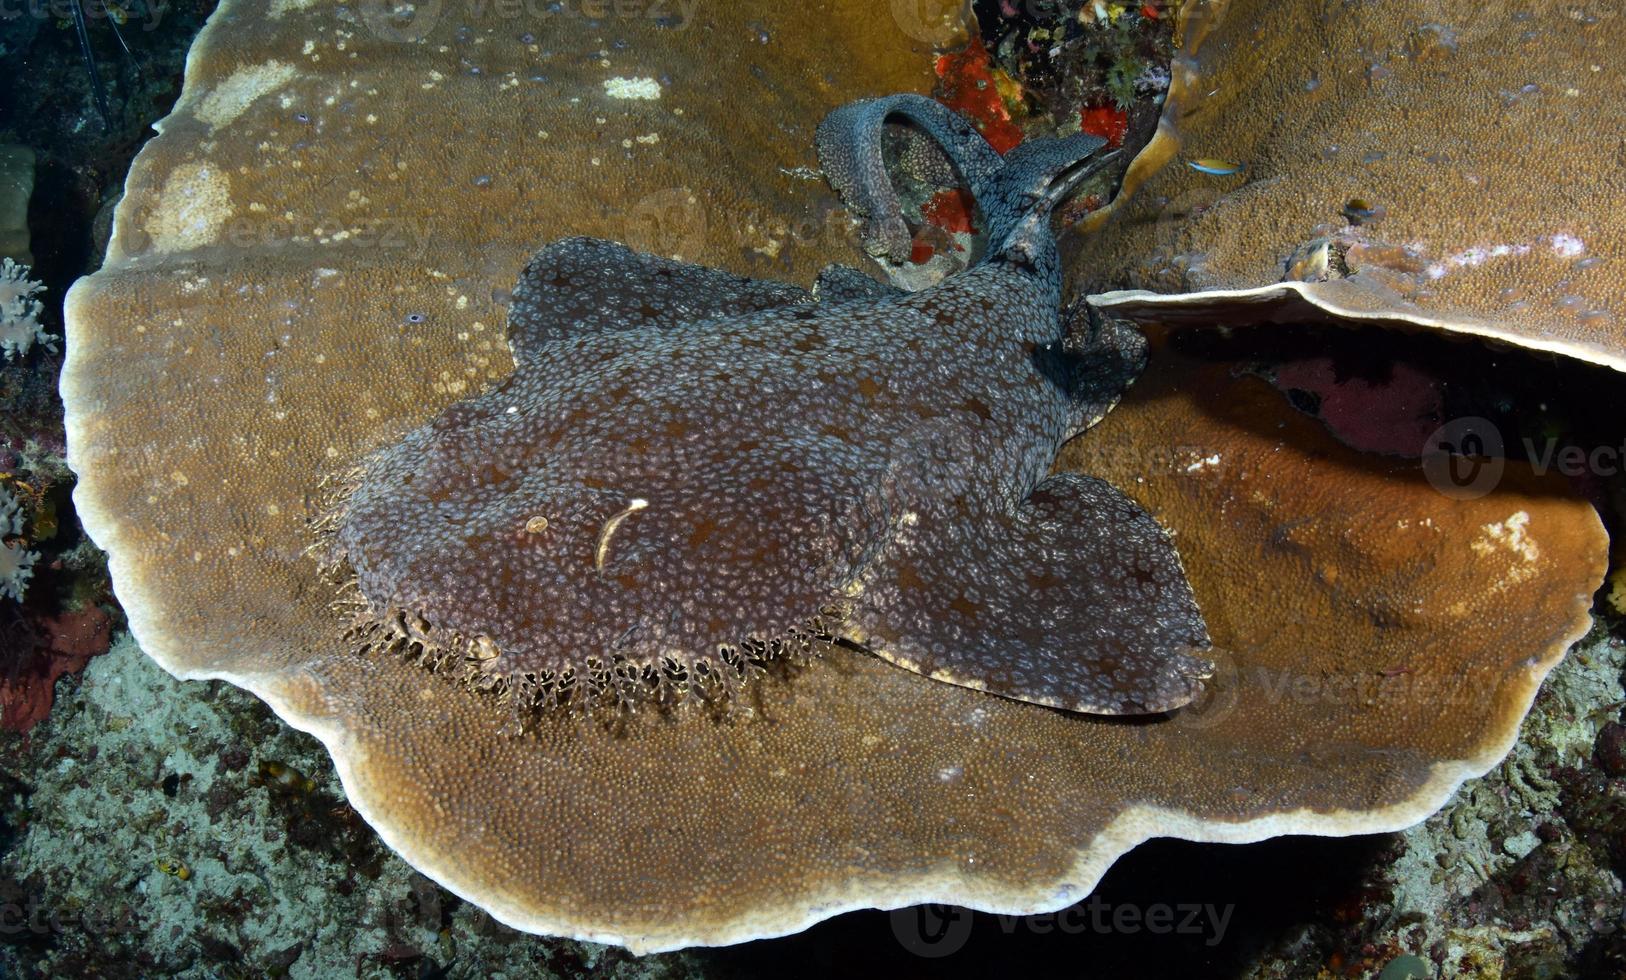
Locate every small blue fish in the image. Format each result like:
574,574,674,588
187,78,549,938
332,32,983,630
1187,157,1246,176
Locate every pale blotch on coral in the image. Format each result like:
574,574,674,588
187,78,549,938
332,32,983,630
0,258,50,360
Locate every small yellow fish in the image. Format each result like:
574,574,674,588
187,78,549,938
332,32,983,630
1187,158,1246,176
156,857,192,881
259,760,316,796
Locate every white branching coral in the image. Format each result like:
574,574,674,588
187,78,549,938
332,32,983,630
0,258,51,361
0,486,35,601
0,486,21,537
0,541,35,601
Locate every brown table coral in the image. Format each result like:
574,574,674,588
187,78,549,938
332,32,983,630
1074,0,1626,372
61,0,1610,954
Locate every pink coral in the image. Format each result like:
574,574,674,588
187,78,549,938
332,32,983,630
1270,357,1447,457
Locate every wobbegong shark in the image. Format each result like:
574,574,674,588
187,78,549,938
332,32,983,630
331,94,1213,719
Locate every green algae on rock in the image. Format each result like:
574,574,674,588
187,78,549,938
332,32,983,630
62,0,1613,956
1072,0,1626,372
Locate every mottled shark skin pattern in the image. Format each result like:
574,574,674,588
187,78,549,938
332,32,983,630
335,97,1212,717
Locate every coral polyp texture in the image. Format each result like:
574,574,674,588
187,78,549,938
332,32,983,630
0,258,49,360
1073,0,1626,370
61,0,1611,955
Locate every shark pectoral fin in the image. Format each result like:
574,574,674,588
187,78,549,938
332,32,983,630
508,237,811,356
850,472,1212,715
